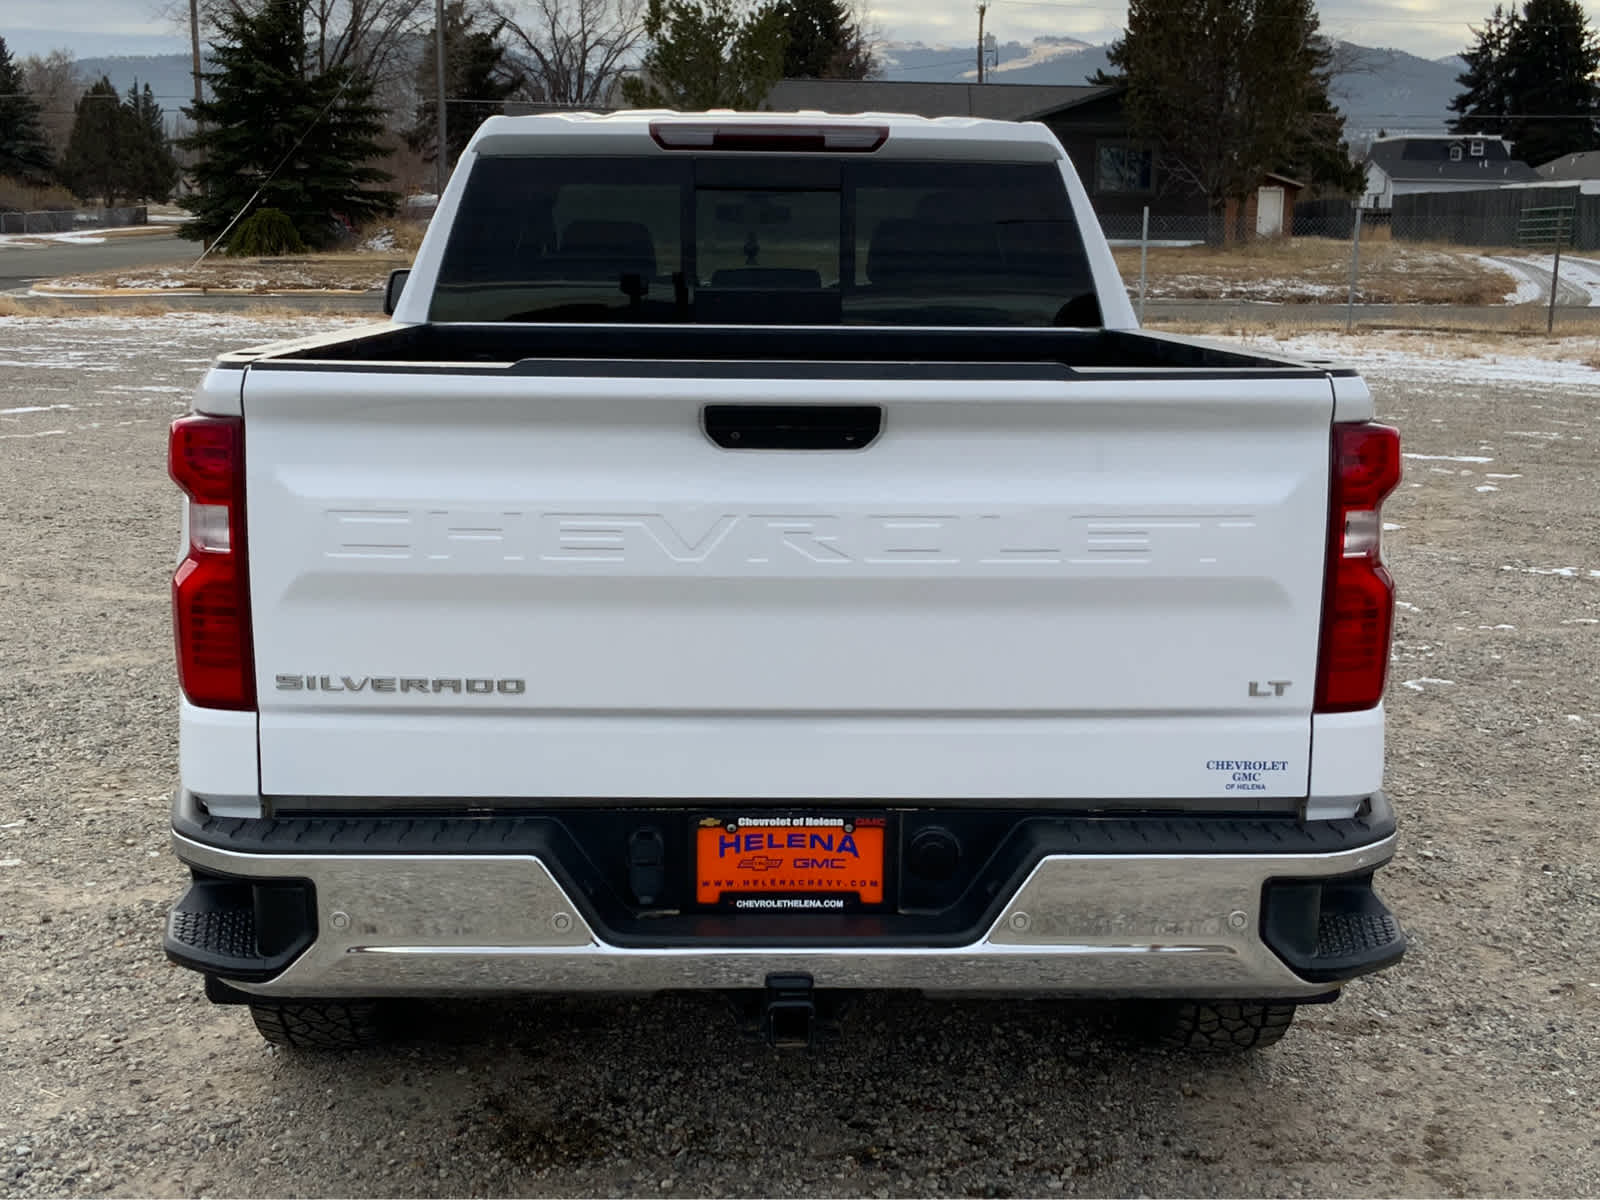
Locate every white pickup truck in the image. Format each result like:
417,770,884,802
163,111,1405,1052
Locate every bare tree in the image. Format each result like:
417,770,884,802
19,50,85,160
165,0,435,88
493,0,645,106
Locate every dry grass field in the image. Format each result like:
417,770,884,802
1113,230,1520,305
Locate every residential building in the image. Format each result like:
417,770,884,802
1362,134,1537,210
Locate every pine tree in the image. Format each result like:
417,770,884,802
0,35,56,183
1098,0,1358,240
1449,4,1519,142
129,82,179,202
774,0,875,79
178,0,397,249
621,0,788,110
1450,0,1600,164
61,77,136,204
408,2,526,170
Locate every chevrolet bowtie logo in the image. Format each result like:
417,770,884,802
737,855,785,872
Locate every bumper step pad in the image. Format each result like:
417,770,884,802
164,875,317,982
1263,874,1405,982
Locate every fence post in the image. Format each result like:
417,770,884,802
1548,232,1563,335
1138,205,1150,324
1346,204,1363,333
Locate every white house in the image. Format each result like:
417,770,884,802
1362,134,1538,210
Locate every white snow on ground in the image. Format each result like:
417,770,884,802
1230,332,1600,389
1501,565,1600,578
360,228,398,252
0,404,72,414
1402,678,1454,691
1499,255,1600,305
1404,452,1493,463
0,230,107,246
1475,485,1499,492
1480,256,1545,304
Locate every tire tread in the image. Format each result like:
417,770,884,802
248,1002,384,1050
1142,1000,1298,1052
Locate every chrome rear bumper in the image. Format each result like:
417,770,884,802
171,825,1399,1000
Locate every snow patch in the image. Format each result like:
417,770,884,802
0,404,73,414
1240,333,1600,388
1501,565,1600,578
1404,453,1493,463
1479,256,1545,304
1401,678,1454,691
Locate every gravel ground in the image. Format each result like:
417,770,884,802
0,314,1596,1197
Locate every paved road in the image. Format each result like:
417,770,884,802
0,229,193,292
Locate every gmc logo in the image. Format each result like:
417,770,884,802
320,508,1258,571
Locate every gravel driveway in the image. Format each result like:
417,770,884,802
0,315,1596,1197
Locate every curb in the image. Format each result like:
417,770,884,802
28,285,378,298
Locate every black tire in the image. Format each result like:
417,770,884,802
1133,1000,1298,1052
248,1001,386,1050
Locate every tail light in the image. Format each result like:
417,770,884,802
169,414,255,709
1315,422,1401,713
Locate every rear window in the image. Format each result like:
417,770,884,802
429,156,1101,327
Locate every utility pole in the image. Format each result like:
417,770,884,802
435,0,448,197
189,0,203,115
977,3,988,84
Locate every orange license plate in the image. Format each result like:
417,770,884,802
695,816,887,910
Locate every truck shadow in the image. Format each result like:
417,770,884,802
249,990,1292,1193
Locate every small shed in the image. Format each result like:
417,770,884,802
1223,173,1305,242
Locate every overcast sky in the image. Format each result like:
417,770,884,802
5,0,1590,62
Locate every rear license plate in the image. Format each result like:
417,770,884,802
695,815,887,911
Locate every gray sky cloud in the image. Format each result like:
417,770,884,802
6,0,1596,61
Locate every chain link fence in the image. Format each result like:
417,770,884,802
1099,190,1596,329
0,206,149,235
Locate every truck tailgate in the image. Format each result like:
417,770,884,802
241,365,1333,804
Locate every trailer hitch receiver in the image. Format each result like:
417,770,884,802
762,973,817,1048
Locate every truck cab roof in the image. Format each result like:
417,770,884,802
466,109,1067,163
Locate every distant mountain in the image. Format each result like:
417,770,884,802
1329,44,1466,138
875,38,1466,137
75,36,1467,140
877,36,1094,83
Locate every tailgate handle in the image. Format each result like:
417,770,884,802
703,404,881,450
